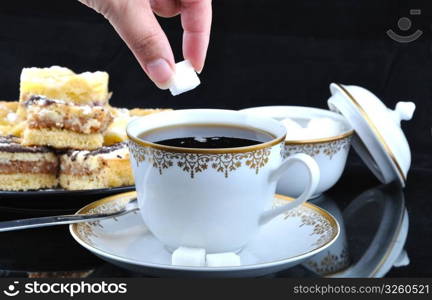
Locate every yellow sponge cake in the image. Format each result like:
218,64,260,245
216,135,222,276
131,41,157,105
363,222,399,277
19,66,110,105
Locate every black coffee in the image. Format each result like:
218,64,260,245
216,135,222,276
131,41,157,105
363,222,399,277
139,124,274,149
155,136,263,148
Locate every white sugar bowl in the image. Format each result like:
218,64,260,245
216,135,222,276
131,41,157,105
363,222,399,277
242,83,416,198
241,106,354,198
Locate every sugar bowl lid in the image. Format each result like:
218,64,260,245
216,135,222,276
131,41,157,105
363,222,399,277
327,83,415,187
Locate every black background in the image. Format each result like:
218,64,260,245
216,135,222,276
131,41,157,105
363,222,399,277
0,0,431,170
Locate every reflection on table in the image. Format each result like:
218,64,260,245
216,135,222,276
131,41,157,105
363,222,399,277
0,172,411,278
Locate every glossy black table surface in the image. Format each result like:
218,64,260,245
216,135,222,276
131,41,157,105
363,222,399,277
0,164,430,278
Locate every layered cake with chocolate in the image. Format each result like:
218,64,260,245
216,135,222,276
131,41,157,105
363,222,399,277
0,66,173,191
59,142,133,190
22,95,113,149
0,136,58,190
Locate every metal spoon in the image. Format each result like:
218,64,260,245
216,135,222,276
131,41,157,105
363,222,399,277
0,198,139,232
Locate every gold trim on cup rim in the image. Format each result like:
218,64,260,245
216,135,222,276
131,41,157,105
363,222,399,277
127,129,286,154
284,130,354,145
335,84,406,182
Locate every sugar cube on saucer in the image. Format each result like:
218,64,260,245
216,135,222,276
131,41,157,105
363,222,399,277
206,252,241,267
169,60,201,96
172,246,206,267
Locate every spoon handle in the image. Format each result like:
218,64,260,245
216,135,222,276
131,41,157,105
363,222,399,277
0,209,136,232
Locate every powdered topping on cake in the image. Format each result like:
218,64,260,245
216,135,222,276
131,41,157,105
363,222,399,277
66,142,128,161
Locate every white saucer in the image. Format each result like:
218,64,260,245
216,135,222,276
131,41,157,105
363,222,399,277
70,192,339,277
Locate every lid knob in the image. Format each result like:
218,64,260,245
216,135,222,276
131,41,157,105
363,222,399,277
395,102,416,121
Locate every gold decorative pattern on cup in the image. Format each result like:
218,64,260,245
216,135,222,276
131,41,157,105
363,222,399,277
129,140,271,178
283,136,352,159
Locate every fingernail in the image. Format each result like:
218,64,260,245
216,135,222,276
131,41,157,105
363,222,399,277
145,58,173,90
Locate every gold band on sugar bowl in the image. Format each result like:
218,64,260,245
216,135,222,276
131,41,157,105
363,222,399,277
284,130,354,145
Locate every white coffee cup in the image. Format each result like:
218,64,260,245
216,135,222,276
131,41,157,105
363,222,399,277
127,109,320,253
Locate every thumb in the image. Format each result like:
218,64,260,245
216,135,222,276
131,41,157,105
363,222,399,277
80,0,175,89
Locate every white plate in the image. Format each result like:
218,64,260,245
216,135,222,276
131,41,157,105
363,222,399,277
70,192,339,277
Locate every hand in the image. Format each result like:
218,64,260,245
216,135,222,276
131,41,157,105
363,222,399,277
79,0,212,89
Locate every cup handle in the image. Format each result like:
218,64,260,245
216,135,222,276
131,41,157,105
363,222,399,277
259,153,320,226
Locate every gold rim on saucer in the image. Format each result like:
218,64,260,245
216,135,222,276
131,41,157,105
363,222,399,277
70,191,340,270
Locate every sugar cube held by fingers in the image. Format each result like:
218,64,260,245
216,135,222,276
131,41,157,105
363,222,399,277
169,60,201,96
171,247,206,267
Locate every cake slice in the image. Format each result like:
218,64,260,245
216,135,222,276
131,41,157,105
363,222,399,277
103,107,131,146
128,108,172,117
0,101,26,137
59,142,133,190
19,66,110,106
0,136,58,191
0,101,18,135
103,107,171,145
22,95,113,149
0,101,18,117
